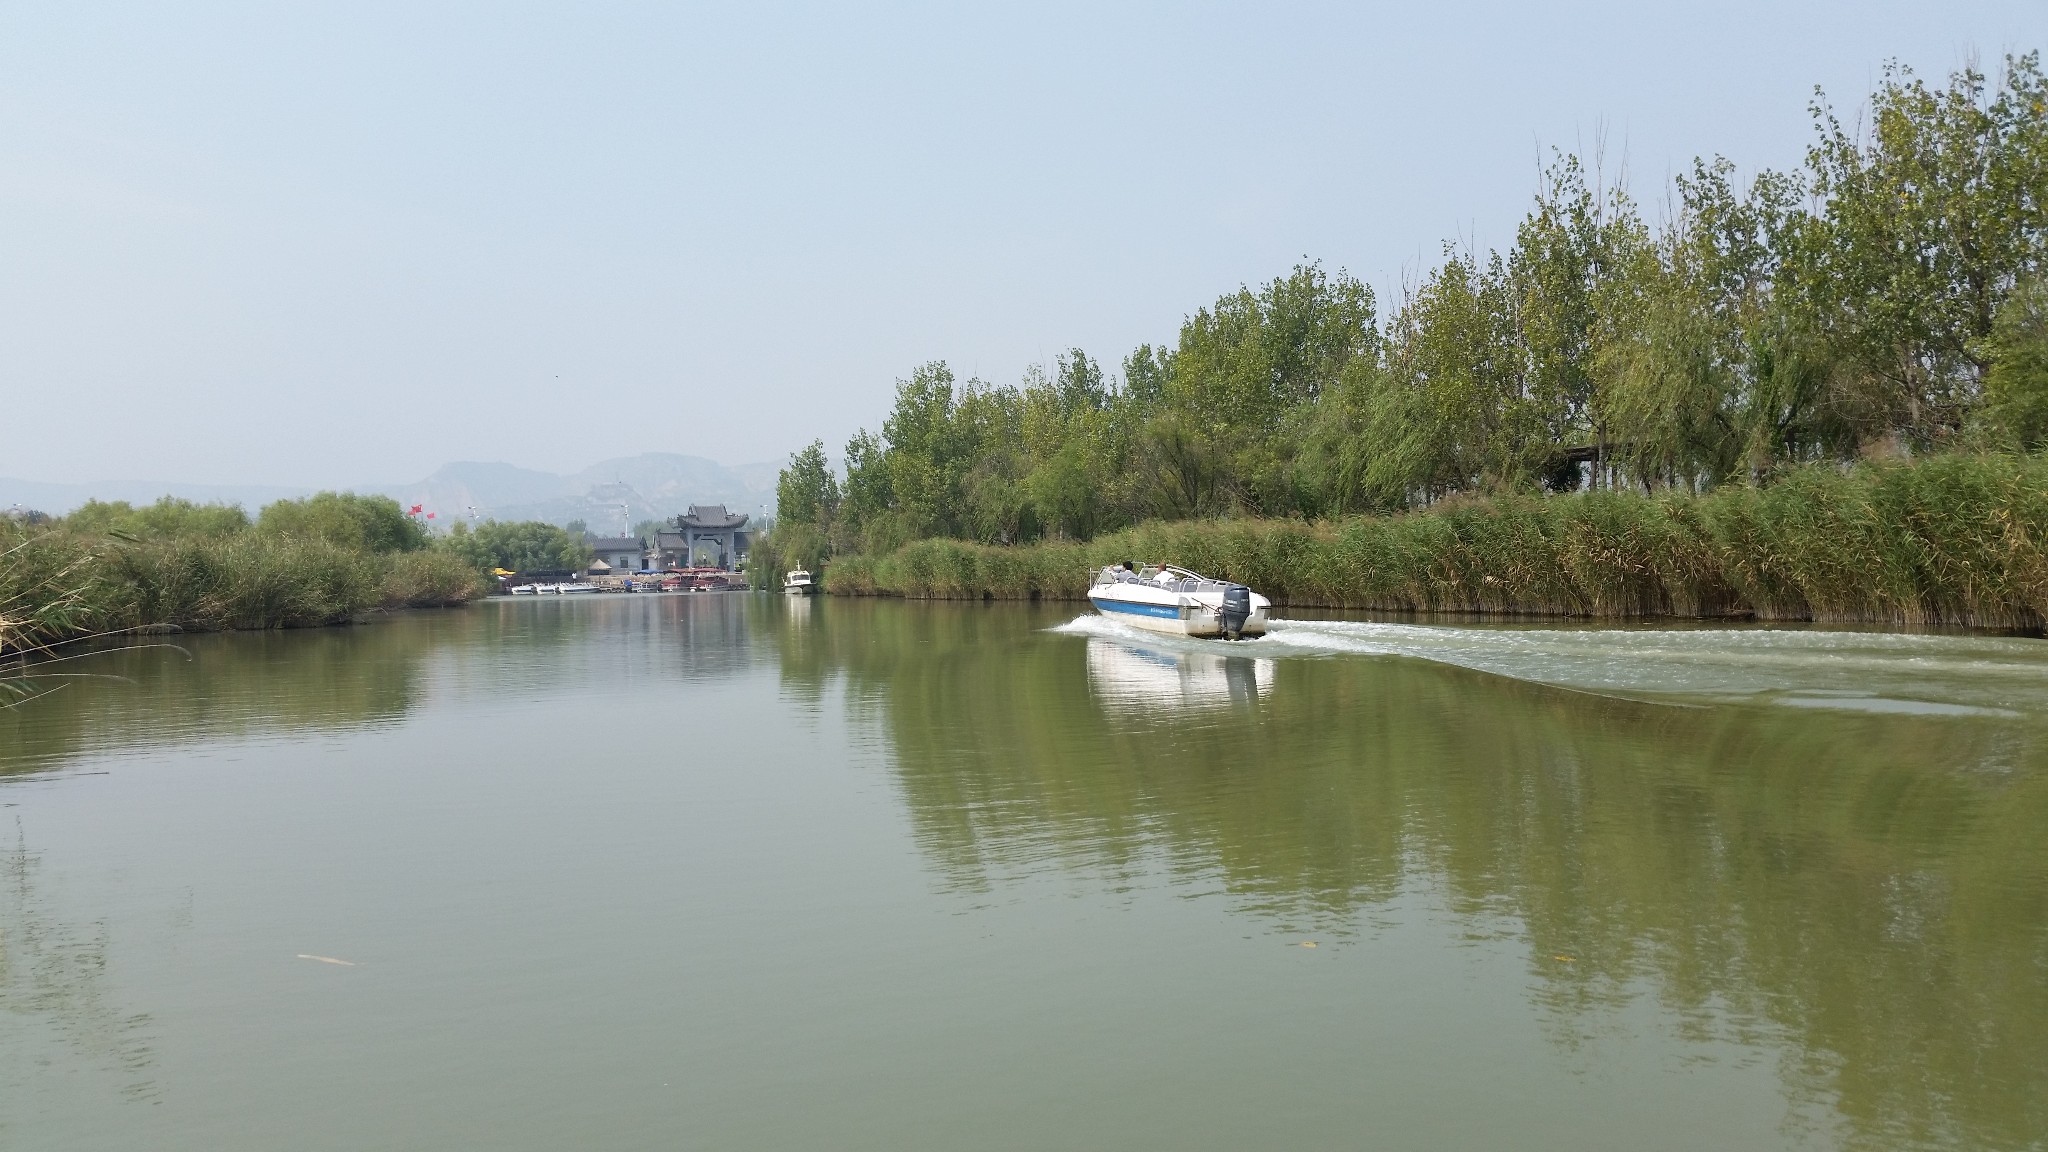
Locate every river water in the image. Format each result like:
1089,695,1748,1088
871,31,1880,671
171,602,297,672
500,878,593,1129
3,596,2046,1150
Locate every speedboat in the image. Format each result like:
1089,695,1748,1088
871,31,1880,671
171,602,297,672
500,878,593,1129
783,569,819,596
558,581,599,594
1087,565,1269,639
510,583,539,595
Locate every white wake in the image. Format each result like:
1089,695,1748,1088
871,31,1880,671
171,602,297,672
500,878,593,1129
1053,612,2048,717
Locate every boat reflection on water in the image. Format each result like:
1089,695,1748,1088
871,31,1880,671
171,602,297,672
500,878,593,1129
1085,636,1274,713
784,594,815,626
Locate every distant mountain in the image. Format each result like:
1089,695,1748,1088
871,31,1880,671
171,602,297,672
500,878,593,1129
397,461,571,509
382,453,778,533
0,477,311,516
567,454,780,514
2,452,783,528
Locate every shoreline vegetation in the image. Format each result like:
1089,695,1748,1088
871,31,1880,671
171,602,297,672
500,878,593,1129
2,493,594,668
757,54,2048,629
818,452,2048,629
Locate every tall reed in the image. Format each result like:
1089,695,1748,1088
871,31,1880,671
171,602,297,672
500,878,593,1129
822,453,2048,628
0,525,108,657
1,524,487,658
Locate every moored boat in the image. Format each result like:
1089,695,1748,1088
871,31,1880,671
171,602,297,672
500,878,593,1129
783,569,819,596
558,581,599,594
1087,564,1269,639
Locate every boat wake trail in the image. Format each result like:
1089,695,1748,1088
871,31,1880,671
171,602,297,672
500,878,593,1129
1052,613,2048,718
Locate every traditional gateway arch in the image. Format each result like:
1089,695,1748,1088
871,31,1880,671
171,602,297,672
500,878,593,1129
656,505,751,571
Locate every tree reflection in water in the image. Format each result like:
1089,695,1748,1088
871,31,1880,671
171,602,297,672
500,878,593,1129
778,599,2048,1151
0,622,449,778
1,817,160,1103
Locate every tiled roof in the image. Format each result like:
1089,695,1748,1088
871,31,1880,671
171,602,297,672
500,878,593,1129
676,504,750,530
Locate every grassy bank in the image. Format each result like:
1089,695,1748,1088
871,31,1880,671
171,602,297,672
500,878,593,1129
819,453,2048,628
2,524,485,658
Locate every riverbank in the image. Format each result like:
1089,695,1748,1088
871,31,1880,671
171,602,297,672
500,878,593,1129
1,526,484,658
819,453,2048,628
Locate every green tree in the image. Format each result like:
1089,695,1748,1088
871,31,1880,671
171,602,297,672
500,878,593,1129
1122,344,1172,406
1791,52,2048,447
257,492,427,553
1365,249,1530,502
776,440,841,529
65,497,249,539
1513,153,1637,457
801,49,2048,537
1157,262,1378,511
1979,277,2048,449
441,520,590,572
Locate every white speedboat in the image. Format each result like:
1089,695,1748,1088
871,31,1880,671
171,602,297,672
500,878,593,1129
510,583,539,595
783,569,819,596
558,581,599,594
1087,565,1269,639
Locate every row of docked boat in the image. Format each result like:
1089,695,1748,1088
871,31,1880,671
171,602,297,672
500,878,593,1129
510,582,600,595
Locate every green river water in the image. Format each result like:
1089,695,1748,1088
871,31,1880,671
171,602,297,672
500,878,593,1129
3,595,2046,1150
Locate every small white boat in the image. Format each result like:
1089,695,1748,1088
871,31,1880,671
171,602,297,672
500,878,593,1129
510,583,539,595
1087,564,1269,639
558,581,599,594
533,583,561,595
783,569,819,596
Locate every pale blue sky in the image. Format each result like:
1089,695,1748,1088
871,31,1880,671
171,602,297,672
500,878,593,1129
4,2,2043,486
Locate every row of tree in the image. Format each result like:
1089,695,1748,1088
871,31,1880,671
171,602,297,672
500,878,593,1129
773,54,2048,567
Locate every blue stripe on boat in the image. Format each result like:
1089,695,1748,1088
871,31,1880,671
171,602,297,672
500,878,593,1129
1089,596,1184,620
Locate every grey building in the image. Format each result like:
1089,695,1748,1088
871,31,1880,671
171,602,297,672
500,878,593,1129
586,536,646,572
657,505,750,570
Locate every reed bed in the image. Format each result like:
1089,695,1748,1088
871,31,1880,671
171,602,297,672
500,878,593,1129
821,453,2048,628
1,525,487,657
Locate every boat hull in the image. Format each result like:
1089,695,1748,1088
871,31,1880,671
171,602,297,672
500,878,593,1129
1087,591,1269,638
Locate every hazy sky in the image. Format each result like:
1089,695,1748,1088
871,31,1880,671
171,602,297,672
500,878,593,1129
4,2,2044,486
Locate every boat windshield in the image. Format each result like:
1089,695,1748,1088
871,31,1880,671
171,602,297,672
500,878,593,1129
1094,565,1233,593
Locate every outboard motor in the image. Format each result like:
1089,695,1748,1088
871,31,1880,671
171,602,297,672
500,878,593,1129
1219,583,1252,640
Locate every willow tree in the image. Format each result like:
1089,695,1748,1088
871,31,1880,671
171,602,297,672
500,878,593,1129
1154,263,1378,513
1512,153,1640,471
1596,160,1825,487
1359,249,1536,503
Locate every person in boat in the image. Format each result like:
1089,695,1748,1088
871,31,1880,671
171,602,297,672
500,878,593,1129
1153,563,1176,585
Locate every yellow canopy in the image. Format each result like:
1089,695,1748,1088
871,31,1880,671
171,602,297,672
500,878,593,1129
491,568,516,576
